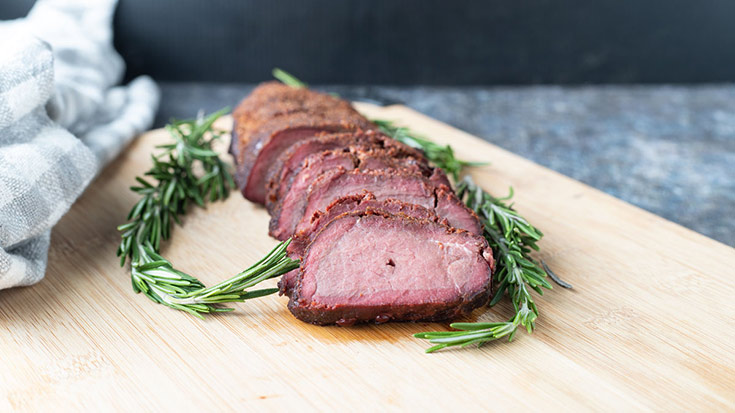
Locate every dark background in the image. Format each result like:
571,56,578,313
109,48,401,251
3,0,735,85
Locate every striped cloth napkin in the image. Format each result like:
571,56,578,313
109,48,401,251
0,0,159,290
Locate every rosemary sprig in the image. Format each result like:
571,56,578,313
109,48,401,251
373,119,484,181
130,240,297,318
117,109,299,317
380,123,553,352
117,108,233,264
414,177,552,352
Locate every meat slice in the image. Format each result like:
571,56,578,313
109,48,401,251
279,193,446,295
269,169,481,240
287,211,494,326
263,130,427,213
231,82,374,204
269,152,439,240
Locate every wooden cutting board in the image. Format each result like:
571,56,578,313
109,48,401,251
1,104,733,411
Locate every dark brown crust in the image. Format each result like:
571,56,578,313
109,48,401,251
263,130,427,213
230,82,374,203
287,210,494,326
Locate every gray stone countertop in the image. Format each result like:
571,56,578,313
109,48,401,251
155,83,735,247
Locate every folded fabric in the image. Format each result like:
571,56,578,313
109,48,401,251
0,0,160,290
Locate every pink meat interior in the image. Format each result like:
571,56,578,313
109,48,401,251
300,214,490,307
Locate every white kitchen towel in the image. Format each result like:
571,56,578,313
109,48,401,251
0,0,160,290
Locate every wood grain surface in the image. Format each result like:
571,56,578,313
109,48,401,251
1,104,734,411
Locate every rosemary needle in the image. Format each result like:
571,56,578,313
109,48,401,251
542,260,573,289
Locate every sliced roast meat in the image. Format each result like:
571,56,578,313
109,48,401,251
287,211,494,326
228,82,497,327
263,130,427,213
231,83,374,204
269,152,438,240
269,169,481,240
279,193,446,295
